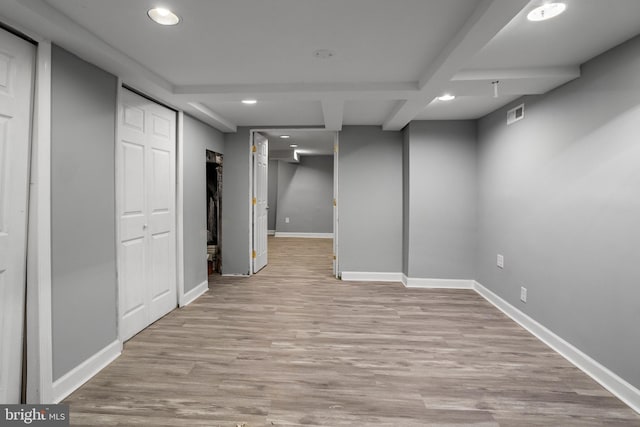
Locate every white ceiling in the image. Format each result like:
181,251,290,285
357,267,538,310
2,0,640,132
262,130,336,156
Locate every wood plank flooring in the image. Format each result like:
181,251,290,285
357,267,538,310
65,237,640,426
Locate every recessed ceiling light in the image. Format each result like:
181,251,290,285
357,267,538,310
280,135,290,139
147,8,180,26
437,94,455,101
289,144,299,148
527,3,566,21
241,99,257,105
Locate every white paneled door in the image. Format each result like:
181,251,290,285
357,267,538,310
117,88,177,342
253,133,268,273
0,29,35,404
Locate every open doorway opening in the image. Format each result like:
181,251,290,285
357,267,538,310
206,150,223,275
251,129,338,279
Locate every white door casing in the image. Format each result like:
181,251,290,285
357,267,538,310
117,88,177,342
333,133,339,278
252,132,268,273
0,28,35,404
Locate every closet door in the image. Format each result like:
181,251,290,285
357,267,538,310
0,27,35,405
117,88,176,341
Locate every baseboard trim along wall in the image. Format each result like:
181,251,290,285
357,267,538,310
341,272,404,282
180,280,208,307
52,340,122,403
404,277,475,289
268,230,276,236
274,232,333,239
473,281,640,414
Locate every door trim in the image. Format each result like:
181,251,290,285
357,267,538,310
248,128,339,277
25,39,54,404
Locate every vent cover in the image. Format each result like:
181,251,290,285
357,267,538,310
507,103,525,125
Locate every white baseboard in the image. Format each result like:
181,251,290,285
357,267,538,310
180,280,208,307
52,340,122,403
274,232,333,239
268,230,275,236
473,281,640,414
341,272,403,282
404,277,474,289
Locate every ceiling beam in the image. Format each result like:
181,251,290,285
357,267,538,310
453,66,581,81
187,103,237,133
321,100,344,131
382,0,530,131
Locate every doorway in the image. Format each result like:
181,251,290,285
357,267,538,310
250,129,338,278
206,150,222,275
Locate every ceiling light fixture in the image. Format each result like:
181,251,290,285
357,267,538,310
492,80,500,98
280,135,290,139
289,144,299,148
437,94,455,101
527,3,567,21
241,99,257,105
147,7,180,26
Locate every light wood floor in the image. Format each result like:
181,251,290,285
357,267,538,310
65,237,640,426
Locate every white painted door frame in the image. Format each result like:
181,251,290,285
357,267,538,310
248,128,339,277
0,19,56,404
333,132,339,278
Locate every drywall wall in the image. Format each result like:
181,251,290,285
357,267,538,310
222,127,251,275
268,159,278,231
275,156,333,234
405,121,477,279
339,126,403,273
50,45,117,380
183,114,224,292
477,35,640,389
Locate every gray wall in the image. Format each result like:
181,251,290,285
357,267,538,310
183,114,224,292
275,156,333,234
405,121,477,279
339,126,403,273
268,159,278,231
222,127,251,275
51,45,117,380
477,35,640,389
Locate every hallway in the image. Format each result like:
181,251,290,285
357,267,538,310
64,237,639,426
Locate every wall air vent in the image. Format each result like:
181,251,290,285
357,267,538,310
507,103,525,125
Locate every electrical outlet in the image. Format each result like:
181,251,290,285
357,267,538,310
497,254,504,269
285,217,290,223
520,286,527,303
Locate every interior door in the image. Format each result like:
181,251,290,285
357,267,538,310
0,28,35,404
253,132,268,272
118,88,177,342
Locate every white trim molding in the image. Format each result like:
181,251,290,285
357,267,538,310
267,230,276,236
341,272,403,282
473,281,640,414
52,340,122,404
26,39,53,404
274,232,333,239
176,111,186,311
180,280,208,307
404,277,474,289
